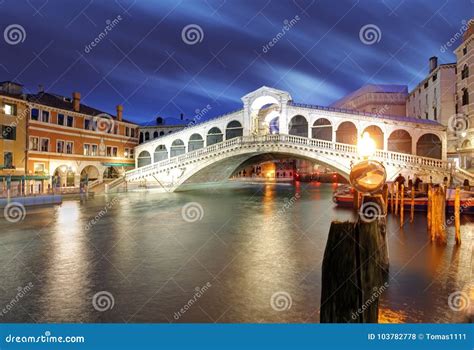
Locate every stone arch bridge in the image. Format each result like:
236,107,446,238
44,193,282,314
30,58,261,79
115,87,460,192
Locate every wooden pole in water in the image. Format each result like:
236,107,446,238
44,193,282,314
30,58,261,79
400,184,404,227
427,185,432,234
410,185,415,223
390,182,394,213
430,186,447,243
382,184,389,214
353,189,360,211
455,186,461,245
394,182,399,216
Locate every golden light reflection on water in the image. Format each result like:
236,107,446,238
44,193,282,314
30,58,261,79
40,201,91,321
378,308,408,323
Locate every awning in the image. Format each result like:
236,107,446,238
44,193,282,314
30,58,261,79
101,162,135,167
0,175,51,180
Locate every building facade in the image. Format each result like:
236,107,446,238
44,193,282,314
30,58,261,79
331,84,408,116
453,20,474,170
139,116,185,143
26,91,139,190
406,57,457,124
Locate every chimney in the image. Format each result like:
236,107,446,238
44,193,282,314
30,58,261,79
116,104,123,121
72,92,81,112
429,56,438,73
180,113,184,120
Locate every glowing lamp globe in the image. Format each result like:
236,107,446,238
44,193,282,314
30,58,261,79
357,132,376,158
349,159,386,194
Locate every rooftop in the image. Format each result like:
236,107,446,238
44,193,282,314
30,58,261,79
331,84,408,108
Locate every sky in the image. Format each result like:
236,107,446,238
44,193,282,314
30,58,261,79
0,0,471,125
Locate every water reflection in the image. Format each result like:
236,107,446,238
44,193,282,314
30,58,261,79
0,183,471,323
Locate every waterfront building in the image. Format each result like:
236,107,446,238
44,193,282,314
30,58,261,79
26,89,139,190
139,115,186,143
331,84,408,116
0,82,29,195
405,57,456,124
453,19,474,170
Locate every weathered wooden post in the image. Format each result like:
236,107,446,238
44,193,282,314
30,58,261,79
427,185,432,234
394,182,399,216
410,185,415,223
455,186,461,245
400,184,405,227
390,182,394,213
430,185,447,243
382,184,389,214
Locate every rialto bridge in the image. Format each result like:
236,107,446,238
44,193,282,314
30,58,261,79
113,86,464,192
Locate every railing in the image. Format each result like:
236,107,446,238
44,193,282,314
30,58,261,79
87,179,102,189
105,177,126,193
126,134,451,181
453,167,474,183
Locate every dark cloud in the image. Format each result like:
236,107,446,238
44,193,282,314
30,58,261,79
0,0,470,124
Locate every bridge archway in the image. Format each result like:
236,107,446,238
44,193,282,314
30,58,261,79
388,129,412,154
226,121,243,140
336,121,357,145
363,125,384,150
188,133,204,151
170,139,186,158
311,118,332,141
249,95,281,135
207,127,224,146
154,145,168,162
289,115,308,137
416,133,442,159
138,151,152,167
80,165,99,181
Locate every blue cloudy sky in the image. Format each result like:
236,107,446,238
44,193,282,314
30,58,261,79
0,0,471,124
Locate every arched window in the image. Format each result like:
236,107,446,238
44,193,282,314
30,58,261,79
153,131,159,138
170,139,185,157
336,121,357,145
288,115,308,137
139,132,144,143
188,134,204,151
462,88,469,106
416,133,442,159
137,151,152,167
462,139,471,148
312,118,332,141
462,64,469,79
207,127,223,146
159,131,165,136
226,121,243,140
144,132,150,141
153,145,168,162
388,130,412,154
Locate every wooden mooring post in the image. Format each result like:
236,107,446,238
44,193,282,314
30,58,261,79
410,185,415,223
400,184,404,227
427,185,447,243
390,183,394,213
320,196,388,323
394,182,399,216
455,186,461,245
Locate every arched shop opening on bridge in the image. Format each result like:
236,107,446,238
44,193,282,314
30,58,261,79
362,125,384,150
388,129,412,154
289,115,308,137
416,133,442,159
170,139,186,157
225,121,243,140
336,121,357,145
207,127,223,146
154,145,168,162
137,150,152,168
311,118,332,141
188,134,204,151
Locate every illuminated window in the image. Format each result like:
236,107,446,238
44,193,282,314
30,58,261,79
4,103,16,115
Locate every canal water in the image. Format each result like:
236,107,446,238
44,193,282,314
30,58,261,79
0,183,471,323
